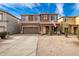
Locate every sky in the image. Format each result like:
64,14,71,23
0,3,79,19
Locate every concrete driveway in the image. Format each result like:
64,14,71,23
0,34,38,56
37,35,79,56
0,34,79,56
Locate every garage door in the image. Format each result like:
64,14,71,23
23,27,39,34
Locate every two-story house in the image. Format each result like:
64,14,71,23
58,16,79,34
0,10,20,34
20,13,58,34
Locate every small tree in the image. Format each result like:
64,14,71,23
64,28,68,37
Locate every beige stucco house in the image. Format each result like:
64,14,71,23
0,10,20,34
20,13,58,34
58,16,79,34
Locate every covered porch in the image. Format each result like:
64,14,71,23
40,23,58,35
69,24,79,34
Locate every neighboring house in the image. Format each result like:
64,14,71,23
58,16,79,34
20,13,58,34
0,10,20,34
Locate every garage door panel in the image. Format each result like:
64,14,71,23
23,27,39,34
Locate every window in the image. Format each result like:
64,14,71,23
64,18,67,22
21,16,25,21
34,16,38,21
51,16,56,20
25,16,29,21
0,13,3,21
33,16,40,22
43,15,47,20
21,16,29,21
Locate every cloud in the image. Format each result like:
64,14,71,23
0,3,22,18
72,3,79,15
17,3,41,13
24,3,36,9
0,3,23,13
55,3,64,17
74,4,79,10
18,3,40,9
0,4,17,10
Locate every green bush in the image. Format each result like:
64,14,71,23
64,28,68,37
50,28,54,35
0,32,8,39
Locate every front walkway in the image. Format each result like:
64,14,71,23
37,35,79,56
0,34,38,56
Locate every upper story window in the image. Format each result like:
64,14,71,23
51,16,56,20
33,16,40,22
25,16,29,21
0,13,3,21
21,16,25,21
64,18,67,22
43,15,48,20
21,16,29,21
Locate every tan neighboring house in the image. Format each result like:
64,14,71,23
58,16,79,34
20,13,58,34
0,10,20,34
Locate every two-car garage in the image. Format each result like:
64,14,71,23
21,23,40,34
23,27,39,34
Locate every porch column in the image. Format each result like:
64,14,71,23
40,25,43,34
71,26,74,34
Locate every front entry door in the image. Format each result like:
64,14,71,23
46,26,49,34
74,27,77,34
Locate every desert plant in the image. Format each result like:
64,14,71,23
64,28,68,37
0,32,8,39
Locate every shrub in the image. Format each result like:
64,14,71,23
0,32,8,39
50,28,54,35
64,28,68,37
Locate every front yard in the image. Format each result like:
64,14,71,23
0,34,79,56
